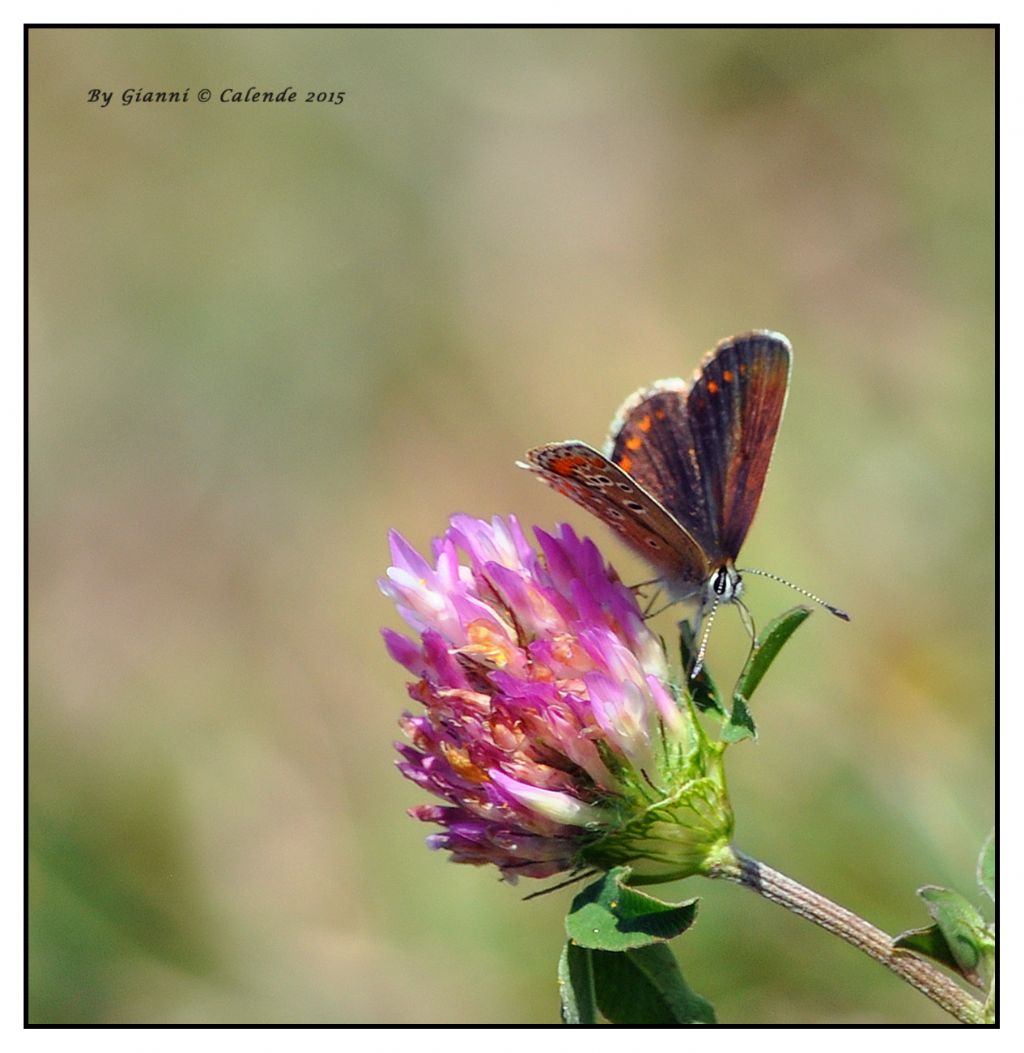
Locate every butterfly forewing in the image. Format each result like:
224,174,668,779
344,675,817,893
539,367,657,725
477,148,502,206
606,332,791,564
688,332,790,559
522,441,709,596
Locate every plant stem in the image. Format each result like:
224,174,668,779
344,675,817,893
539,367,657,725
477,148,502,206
707,846,985,1024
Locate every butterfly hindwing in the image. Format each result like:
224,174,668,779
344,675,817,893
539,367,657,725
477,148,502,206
604,381,714,557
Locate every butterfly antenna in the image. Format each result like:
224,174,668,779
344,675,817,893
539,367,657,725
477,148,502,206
689,598,719,679
738,567,850,621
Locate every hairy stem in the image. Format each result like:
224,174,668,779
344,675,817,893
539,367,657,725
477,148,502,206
707,847,985,1024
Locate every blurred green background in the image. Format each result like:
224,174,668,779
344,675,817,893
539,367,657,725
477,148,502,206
29,27,994,1025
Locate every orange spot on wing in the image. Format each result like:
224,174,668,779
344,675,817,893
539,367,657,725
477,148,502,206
625,436,642,451
707,380,719,394
617,454,633,473
639,415,652,432
551,454,588,476
723,369,734,382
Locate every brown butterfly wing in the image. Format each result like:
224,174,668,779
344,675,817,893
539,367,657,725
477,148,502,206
606,331,791,563
604,382,712,556
521,442,709,597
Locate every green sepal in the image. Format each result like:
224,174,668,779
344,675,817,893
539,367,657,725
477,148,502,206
731,605,812,709
680,622,726,717
558,941,597,1024
894,885,992,988
590,945,716,1025
565,866,699,951
978,830,995,902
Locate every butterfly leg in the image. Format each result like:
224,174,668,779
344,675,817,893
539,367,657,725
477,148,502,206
642,588,664,617
628,578,670,617
646,592,683,619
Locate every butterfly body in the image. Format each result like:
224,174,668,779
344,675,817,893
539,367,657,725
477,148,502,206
521,332,792,619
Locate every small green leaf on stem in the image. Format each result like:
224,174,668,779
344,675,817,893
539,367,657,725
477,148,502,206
720,697,757,742
893,924,966,977
565,866,699,951
732,605,812,708
895,885,992,988
558,941,597,1024
590,945,716,1025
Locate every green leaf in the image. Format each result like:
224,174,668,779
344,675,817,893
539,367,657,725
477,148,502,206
558,942,597,1024
978,830,995,902
919,886,991,975
591,945,716,1025
720,696,757,742
680,622,725,717
893,923,964,976
566,866,699,951
895,885,992,987
732,605,812,708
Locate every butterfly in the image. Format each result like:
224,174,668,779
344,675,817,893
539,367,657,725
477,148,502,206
519,331,848,674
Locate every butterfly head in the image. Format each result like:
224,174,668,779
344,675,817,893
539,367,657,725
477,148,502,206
706,563,743,608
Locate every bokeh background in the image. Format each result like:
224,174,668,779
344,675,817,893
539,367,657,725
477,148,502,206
29,27,994,1025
